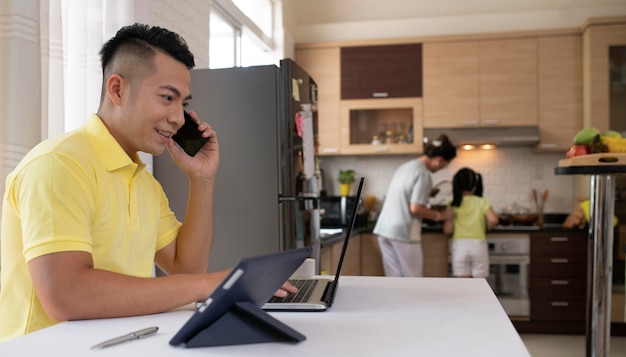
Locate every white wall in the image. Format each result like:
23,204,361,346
149,0,211,68
320,148,576,216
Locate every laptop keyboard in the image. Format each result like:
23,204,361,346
268,279,318,303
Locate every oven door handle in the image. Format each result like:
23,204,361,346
489,255,530,265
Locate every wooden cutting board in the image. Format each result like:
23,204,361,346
558,153,626,167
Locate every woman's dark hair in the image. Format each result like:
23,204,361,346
451,167,483,207
424,134,457,162
99,23,195,73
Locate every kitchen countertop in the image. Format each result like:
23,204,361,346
421,223,586,234
320,222,586,247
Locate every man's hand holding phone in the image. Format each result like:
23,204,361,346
169,111,219,181
173,111,210,156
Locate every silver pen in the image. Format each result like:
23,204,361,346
90,326,159,349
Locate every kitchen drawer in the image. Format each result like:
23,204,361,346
530,233,587,256
530,257,587,277
530,277,586,299
531,298,586,321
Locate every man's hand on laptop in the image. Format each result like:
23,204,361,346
274,281,298,298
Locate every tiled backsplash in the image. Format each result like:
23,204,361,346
319,148,576,215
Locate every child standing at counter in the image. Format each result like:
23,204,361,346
443,168,499,278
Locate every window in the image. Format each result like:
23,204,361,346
209,0,275,69
209,9,240,68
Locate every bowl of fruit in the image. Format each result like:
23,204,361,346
562,128,626,166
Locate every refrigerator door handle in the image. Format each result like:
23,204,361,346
279,195,319,211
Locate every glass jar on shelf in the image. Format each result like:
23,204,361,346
385,129,396,144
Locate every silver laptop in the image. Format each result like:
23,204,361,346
263,177,364,311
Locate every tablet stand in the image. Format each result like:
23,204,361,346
185,301,306,347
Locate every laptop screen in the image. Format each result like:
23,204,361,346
332,177,364,282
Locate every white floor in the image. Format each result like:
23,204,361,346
521,334,626,357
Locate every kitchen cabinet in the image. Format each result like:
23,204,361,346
296,47,342,155
422,41,480,127
360,233,384,276
339,97,423,155
536,35,583,151
340,44,422,99
423,38,538,128
582,21,626,132
422,233,450,277
320,231,448,277
529,231,587,329
480,38,538,127
320,232,361,276
320,233,384,276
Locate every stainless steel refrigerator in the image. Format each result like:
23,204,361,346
153,59,321,272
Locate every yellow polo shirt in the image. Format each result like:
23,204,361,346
0,114,182,341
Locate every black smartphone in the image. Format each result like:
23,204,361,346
172,111,209,156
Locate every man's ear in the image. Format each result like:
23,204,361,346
106,74,124,106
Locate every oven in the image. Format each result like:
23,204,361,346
485,233,531,318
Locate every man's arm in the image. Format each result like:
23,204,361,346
28,251,229,322
410,202,453,222
157,114,220,274
155,177,216,274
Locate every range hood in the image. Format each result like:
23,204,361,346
423,126,540,147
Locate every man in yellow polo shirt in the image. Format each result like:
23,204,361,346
0,23,294,341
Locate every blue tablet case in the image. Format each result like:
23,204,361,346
169,246,312,347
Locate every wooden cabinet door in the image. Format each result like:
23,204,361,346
422,233,449,277
479,38,538,127
537,35,583,151
341,44,422,99
423,41,480,128
296,47,342,155
583,23,626,132
322,234,361,276
360,233,384,276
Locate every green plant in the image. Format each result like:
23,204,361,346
338,169,356,184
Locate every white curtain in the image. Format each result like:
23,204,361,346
0,0,147,221
0,0,149,286
41,0,149,138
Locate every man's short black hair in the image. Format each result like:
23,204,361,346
99,23,195,73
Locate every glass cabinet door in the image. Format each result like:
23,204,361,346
339,98,423,155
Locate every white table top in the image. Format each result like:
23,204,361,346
0,276,530,356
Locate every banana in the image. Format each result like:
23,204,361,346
601,136,626,153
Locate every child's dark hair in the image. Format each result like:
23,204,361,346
451,167,483,207
99,23,195,73
424,134,457,162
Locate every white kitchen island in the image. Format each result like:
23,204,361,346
0,276,530,356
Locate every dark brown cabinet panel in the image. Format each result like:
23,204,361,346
341,44,422,99
531,298,586,321
529,232,587,325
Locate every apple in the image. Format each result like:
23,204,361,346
566,145,590,158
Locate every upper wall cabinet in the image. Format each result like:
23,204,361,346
583,22,626,132
423,38,538,128
422,41,480,127
341,44,422,99
480,38,538,127
340,97,423,155
537,35,583,151
296,47,342,155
